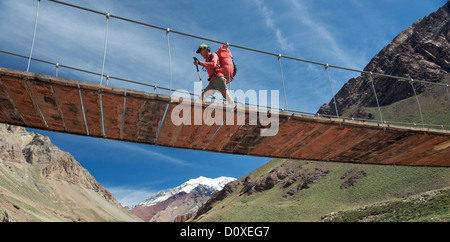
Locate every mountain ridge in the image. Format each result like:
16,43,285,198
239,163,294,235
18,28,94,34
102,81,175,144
192,2,450,222
0,124,141,222
318,2,449,119
193,159,450,222
131,176,235,222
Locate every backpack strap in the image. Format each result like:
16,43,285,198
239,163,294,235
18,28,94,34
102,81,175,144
208,52,220,82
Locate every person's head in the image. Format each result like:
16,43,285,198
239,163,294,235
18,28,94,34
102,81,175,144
196,44,210,59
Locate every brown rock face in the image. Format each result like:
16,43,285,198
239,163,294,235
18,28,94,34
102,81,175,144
0,124,116,204
318,2,449,118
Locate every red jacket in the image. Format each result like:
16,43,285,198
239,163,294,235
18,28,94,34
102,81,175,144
199,52,224,82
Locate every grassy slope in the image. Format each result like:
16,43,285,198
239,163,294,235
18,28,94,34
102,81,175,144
194,159,450,222
323,188,450,222
349,78,450,127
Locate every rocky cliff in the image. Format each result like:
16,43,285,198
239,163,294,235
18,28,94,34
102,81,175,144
131,176,235,222
0,124,141,222
318,2,449,119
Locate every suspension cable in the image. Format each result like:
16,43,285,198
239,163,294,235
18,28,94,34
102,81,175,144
100,13,110,86
410,79,425,128
166,28,172,99
324,64,339,118
46,0,448,88
369,72,384,123
277,54,288,111
27,0,41,72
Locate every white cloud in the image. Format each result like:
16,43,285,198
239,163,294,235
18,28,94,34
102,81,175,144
118,142,195,167
289,0,365,70
106,185,156,207
251,0,292,51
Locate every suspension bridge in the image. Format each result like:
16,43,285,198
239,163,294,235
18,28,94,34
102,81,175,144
0,0,449,167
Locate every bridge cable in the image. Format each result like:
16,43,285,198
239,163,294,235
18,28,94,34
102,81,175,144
369,72,384,123
226,43,232,101
100,13,110,87
277,54,288,111
99,13,110,137
324,64,339,118
4,48,450,131
166,28,173,100
55,63,59,77
46,0,448,88
410,79,425,128
27,0,41,72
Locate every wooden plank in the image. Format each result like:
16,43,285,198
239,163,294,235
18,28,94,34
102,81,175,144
215,106,257,154
411,147,450,167
26,79,66,132
101,86,125,140
0,78,25,125
134,94,167,144
364,132,425,164
154,102,185,147
174,101,205,148
356,132,410,164
0,76,45,128
190,104,232,150
272,122,324,158
123,90,145,142
204,106,247,152
382,136,449,166
51,78,86,135
288,125,339,160
334,130,409,163
289,125,343,160
233,110,288,156
251,117,308,157
79,82,103,137
322,128,380,162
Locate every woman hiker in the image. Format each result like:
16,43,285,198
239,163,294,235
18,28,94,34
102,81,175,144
194,44,235,106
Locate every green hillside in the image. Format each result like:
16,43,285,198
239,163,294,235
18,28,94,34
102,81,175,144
193,159,450,222
346,77,450,128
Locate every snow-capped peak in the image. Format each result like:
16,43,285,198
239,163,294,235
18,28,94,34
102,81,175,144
175,176,236,194
137,176,235,207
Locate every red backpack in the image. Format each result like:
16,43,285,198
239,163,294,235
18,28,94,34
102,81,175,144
216,44,237,84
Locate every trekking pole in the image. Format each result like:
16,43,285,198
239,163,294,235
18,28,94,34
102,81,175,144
193,57,204,97
194,57,203,83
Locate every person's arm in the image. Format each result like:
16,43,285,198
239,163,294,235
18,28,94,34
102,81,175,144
199,53,219,72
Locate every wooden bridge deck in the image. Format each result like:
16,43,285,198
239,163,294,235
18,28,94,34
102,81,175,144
0,67,448,167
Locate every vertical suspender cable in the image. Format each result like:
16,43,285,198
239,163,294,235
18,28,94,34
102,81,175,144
324,64,339,118
226,43,232,94
99,13,110,137
369,72,383,123
27,0,41,72
166,28,172,99
410,79,425,128
100,13,110,86
278,54,288,111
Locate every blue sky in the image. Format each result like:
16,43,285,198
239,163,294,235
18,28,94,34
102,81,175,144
0,0,446,206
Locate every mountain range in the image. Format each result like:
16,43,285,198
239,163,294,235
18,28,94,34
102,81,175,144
318,1,449,123
0,124,141,222
0,1,448,223
130,176,235,222
191,1,450,222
